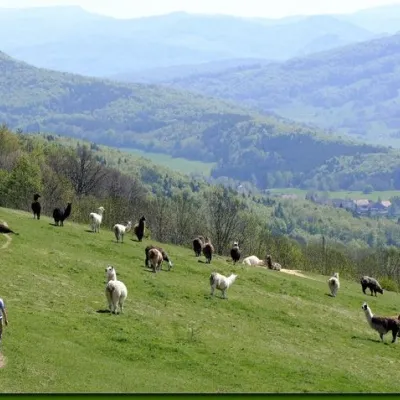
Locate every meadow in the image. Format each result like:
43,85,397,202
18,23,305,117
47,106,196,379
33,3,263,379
1,207,400,392
268,188,400,202
119,148,216,176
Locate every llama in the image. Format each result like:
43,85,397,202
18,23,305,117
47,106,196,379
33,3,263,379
202,237,214,264
266,255,282,271
145,245,173,271
361,302,400,343
360,276,384,297
193,236,205,257
242,255,265,266
53,202,72,226
133,216,146,242
0,223,19,235
89,206,105,233
147,248,164,273
209,272,238,299
327,272,340,297
105,280,128,314
105,265,117,282
230,241,241,264
31,193,41,220
113,221,132,243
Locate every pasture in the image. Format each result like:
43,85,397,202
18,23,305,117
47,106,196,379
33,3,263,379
1,207,400,392
268,188,400,202
119,148,216,176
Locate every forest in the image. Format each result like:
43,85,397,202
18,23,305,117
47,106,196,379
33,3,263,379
1,51,400,191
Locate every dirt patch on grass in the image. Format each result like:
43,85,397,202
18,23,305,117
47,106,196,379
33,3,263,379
280,269,318,281
0,352,6,368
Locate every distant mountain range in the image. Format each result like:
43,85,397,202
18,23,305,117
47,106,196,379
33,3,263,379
144,32,400,146
0,5,386,77
2,49,400,192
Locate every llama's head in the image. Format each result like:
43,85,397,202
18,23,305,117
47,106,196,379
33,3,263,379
33,193,41,201
361,302,369,312
105,265,117,281
139,216,146,223
377,287,384,295
233,241,239,247
98,206,105,213
333,272,339,279
229,273,238,283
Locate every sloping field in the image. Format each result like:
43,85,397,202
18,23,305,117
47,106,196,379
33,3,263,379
0,207,400,393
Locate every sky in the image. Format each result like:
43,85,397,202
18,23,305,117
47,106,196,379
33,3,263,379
0,0,399,19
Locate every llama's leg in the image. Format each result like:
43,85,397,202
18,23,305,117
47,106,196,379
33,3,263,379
392,329,398,343
380,333,384,342
222,289,227,299
210,285,215,296
38,211,40,220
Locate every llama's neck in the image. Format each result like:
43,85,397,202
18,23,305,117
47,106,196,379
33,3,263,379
364,307,374,326
107,273,117,282
227,275,237,287
267,258,272,267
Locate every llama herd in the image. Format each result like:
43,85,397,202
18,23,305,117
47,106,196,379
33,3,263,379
326,272,400,343
2,194,399,345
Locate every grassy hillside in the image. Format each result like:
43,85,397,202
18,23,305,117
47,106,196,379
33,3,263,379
2,206,400,392
167,33,400,146
3,51,400,191
0,7,375,77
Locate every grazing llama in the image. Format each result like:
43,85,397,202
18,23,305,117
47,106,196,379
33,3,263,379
113,221,132,243
209,272,238,299
266,255,282,271
145,245,173,270
327,272,340,297
202,237,214,264
147,248,164,273
192,236,205,257
31,194,41,220
361,302,400,343
134,216,146,242
230,241,241,264
242,255,265,266
89,206,105,233
0,223,19,235
53,202,72,226
360,276,384,297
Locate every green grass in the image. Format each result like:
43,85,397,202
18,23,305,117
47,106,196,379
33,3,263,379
119,148,216,176
2,207,400,392
268,188,400,202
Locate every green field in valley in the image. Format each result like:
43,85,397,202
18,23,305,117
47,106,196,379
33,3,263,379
119,148,216,176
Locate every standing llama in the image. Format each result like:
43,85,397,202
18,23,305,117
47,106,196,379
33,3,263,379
230,241,241,264
113,221,132,243
360,276,384,297
104,265,128,314
327,272,340,297
209,272,238,299
53,202,72,226
89,206,105,233
192,236,205,257
134,216,146,242
31,194,41,220
361,302,400,343
202,237,214,264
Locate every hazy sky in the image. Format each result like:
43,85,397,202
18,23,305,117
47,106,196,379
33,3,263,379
0,0,399,19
